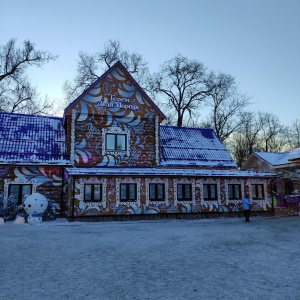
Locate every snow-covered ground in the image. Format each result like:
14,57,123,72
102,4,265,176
1,216,300,300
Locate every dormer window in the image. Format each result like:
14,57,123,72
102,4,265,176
102,127,130,156
106,133,127,151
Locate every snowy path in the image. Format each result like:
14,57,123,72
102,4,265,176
1,217,300,300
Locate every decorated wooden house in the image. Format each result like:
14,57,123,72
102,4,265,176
0,61,276,220
242,148,300,194
0,113,68,215
242,149,300,215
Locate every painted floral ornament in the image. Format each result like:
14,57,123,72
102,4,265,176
24,193,48,225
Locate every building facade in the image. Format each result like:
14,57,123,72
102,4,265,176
242,149,300,215
0,62,276,220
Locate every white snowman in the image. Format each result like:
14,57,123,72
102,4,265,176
23,193,48,225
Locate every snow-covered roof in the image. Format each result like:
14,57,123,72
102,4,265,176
254,147,300,166
64,61,166,120
0,112,69,165
160,126,236,168
66,167,275,178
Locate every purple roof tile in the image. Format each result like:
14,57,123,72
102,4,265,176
0,112,68,164
160,126,236,168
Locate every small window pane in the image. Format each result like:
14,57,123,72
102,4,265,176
20,185,31,203
120,184,127,200
203,185,208,199
106,134,115,150
257,185,263,198
117,135,126,151
234,185,240,198
210,185,216,199
85,185,92,201
185,185,191,199
149,184,155,199
251,185,257,197
9,185,19,202
128,184,136,200
228,185,233,199
94,185,101,201
157,184,164,199
178,185,183,199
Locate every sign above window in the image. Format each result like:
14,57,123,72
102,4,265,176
97,94,139,111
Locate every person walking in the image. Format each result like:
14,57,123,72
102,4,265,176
241,194,251,222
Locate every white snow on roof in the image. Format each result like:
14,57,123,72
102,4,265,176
160,126,236,168
66,167,276,178
254,147,300,166
0,112,70,165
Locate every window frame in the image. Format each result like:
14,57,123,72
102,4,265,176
8,184,32,204
84,184,102,202
228,184,242,200
251,184,264,200
149,183,165,201
177,183,192,201
203,184,218,200
120,183,137,202
105,133,127,151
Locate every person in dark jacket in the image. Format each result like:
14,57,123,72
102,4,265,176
241,194,251,222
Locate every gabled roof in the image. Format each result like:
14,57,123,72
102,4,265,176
64,60,166,120
253,147,300,166
0,112,69,165
160,125,237,168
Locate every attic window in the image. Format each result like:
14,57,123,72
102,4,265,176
106,133,127,151
102,128,130,156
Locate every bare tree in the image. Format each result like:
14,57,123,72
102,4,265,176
63,40,149,104
227,132,250,168
228,111,287,167
201,73,250,141
0,38,57,114
258,112,286,152
286,119,300,148
227,111,263,167
149,54,215,127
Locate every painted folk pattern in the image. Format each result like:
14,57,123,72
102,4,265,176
0,166,64,214
64,64,162,167
70,176,273,217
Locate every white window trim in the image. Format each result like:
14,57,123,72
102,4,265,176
102,127,130,156
146,178,169,206
116,178,140,207
225,179,244,205
79,177,107,208
197,178,221,207
173,178,195,206
4,178,37,206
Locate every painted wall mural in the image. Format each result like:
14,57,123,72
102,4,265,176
65,65,162,167
69,176,273,218
1,166,64,214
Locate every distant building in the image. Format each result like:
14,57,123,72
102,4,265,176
0,62,276,220
242,148,300,216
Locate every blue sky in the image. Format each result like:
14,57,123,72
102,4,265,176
1,0,299,125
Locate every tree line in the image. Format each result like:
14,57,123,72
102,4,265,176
1,38,299,167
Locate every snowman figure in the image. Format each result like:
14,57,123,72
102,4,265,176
23,193,48,225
